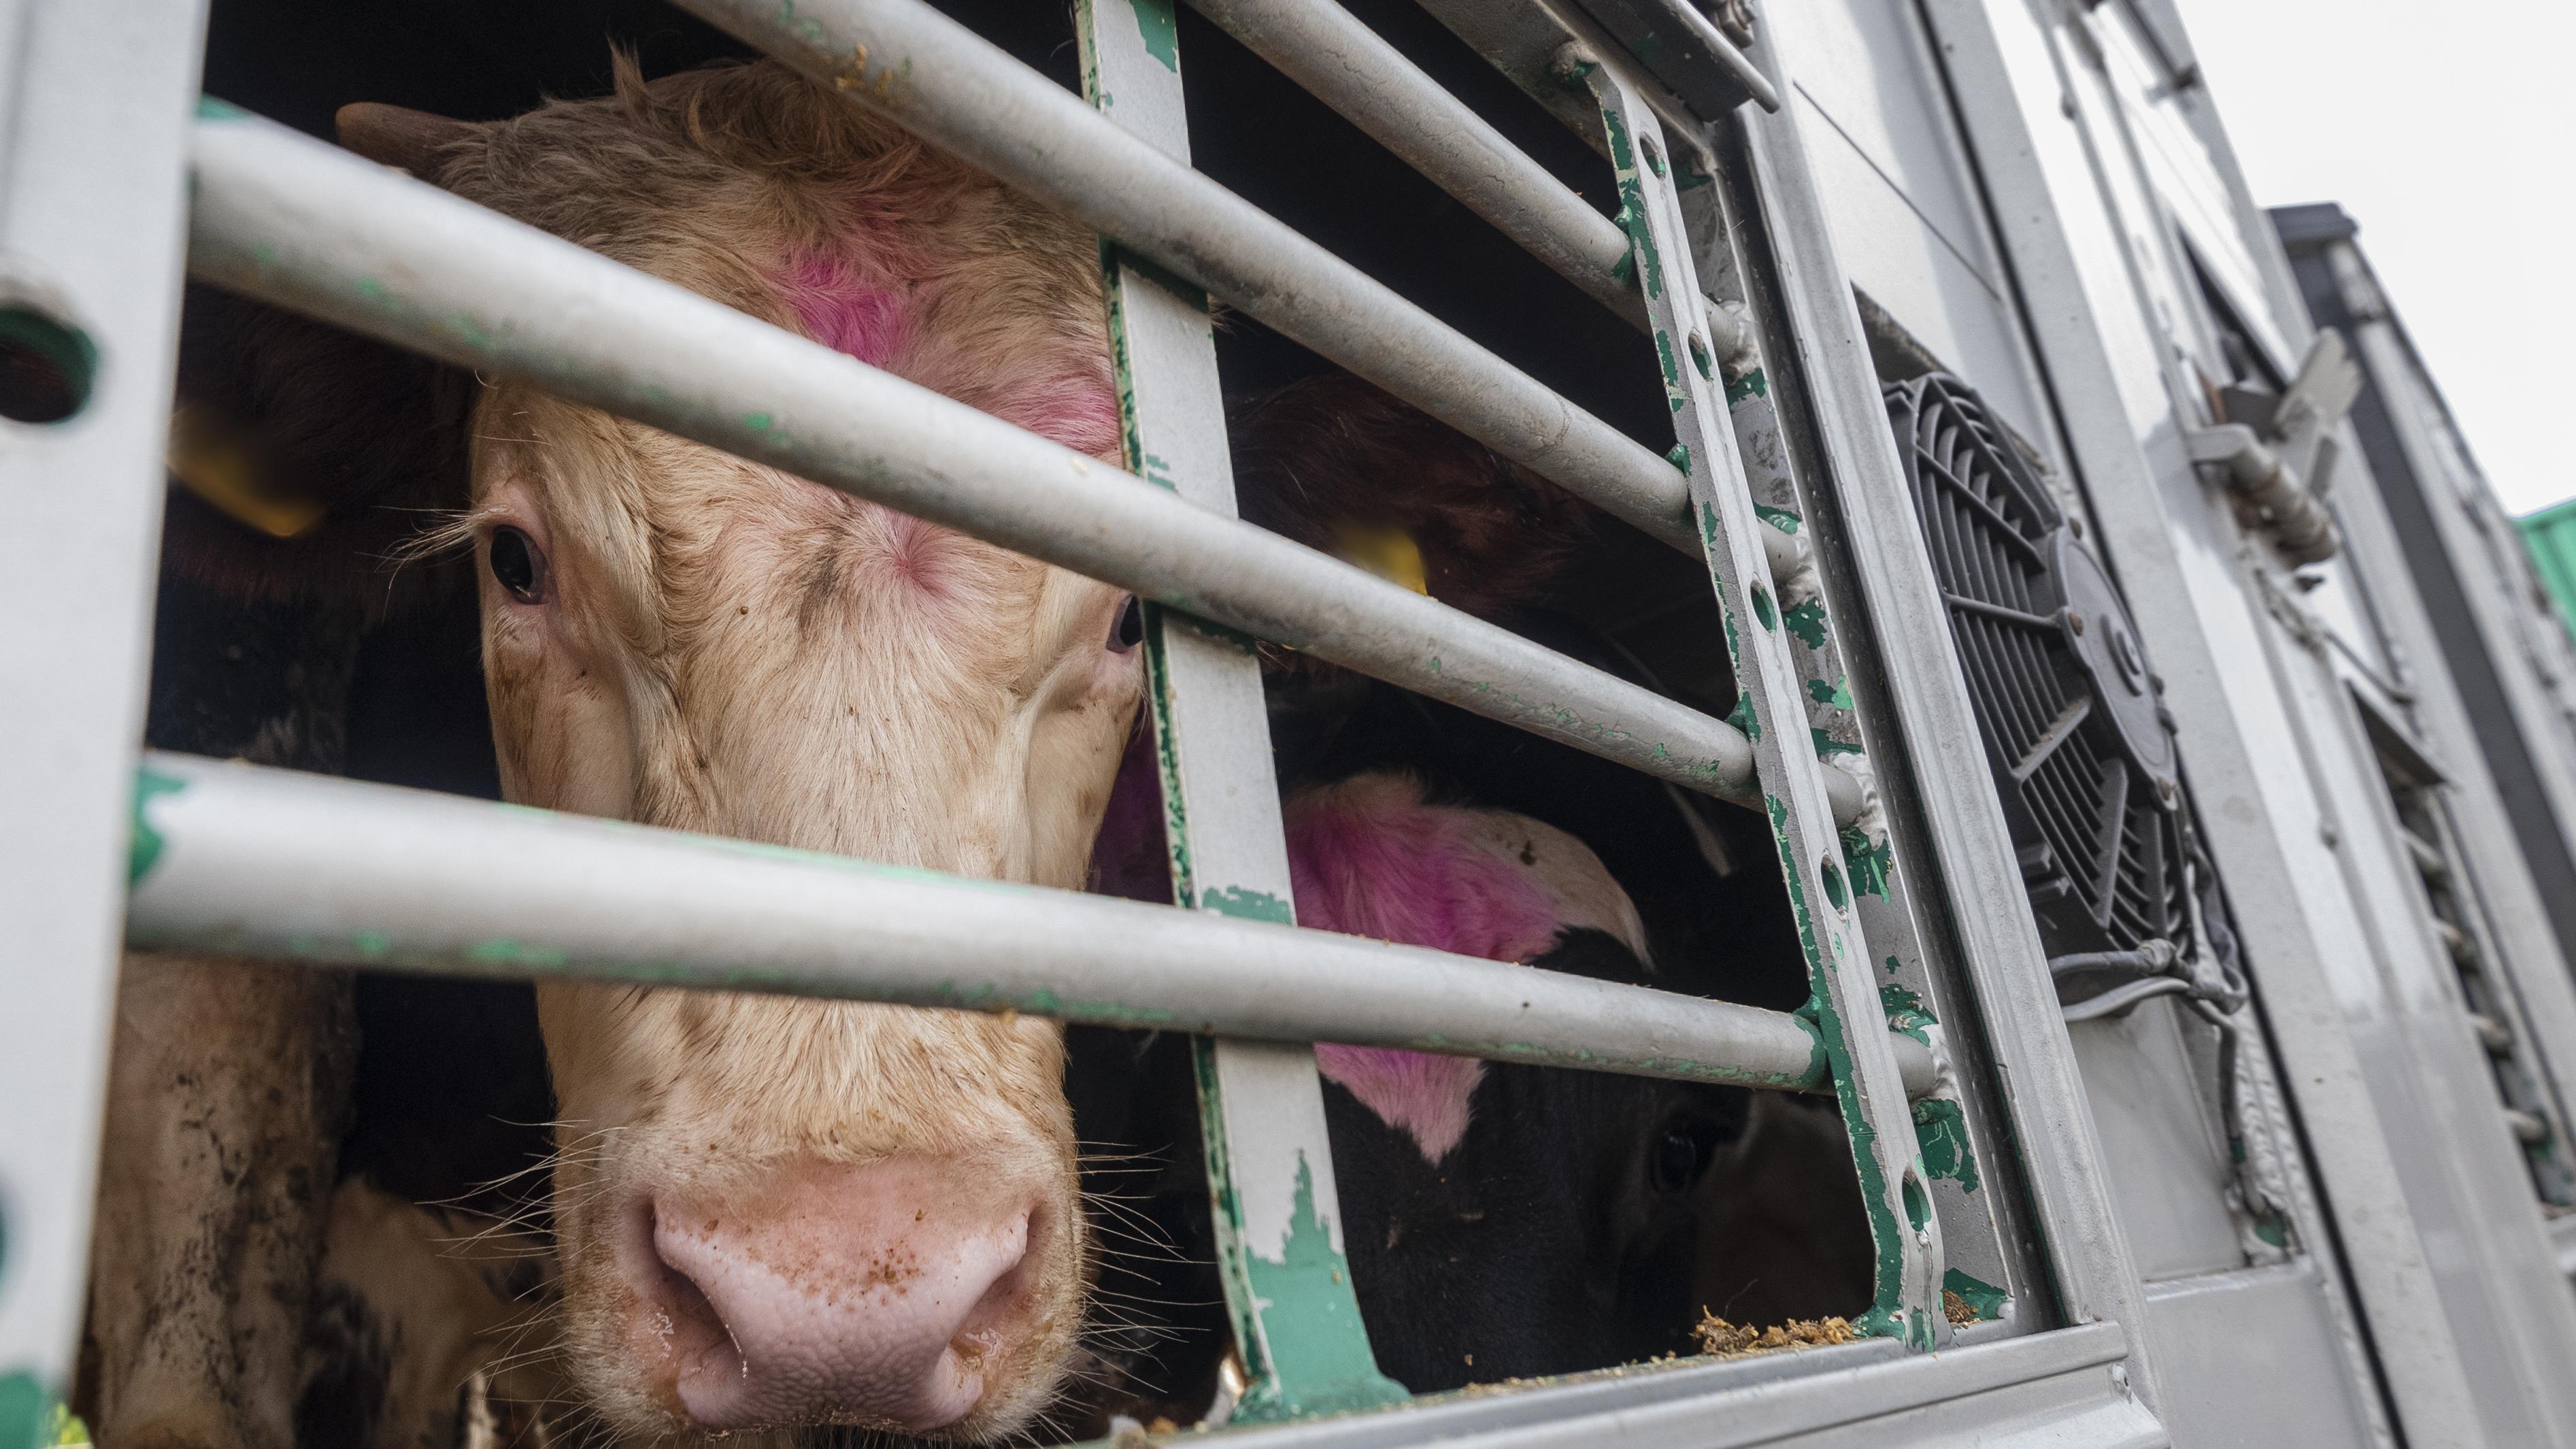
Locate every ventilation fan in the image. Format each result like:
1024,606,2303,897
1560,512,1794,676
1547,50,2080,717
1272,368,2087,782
1888,374,2286,1225
1884,374,2194,970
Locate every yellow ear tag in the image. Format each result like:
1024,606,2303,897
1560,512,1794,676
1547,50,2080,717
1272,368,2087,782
167,404,327,539
1331,520,1428,595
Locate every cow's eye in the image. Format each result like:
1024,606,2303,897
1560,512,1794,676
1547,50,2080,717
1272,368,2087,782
489,525,547,603
1651,1127,1709,1195
1109,595,1144,652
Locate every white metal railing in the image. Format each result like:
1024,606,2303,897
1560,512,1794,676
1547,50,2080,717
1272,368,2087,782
188,107,1869,822
683,0,1709,552
0,0,2192,1442
126,751,1935,1093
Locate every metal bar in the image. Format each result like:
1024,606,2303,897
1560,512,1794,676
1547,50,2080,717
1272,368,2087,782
0,0,210,1429
1180,0,1640,322
186,109,1875,825
1077,0,1402,1418
1631,0,1780,112
124,752,1943,1095
669,0,1707,552
1581,56,1943,1349
1675,114,2031,1334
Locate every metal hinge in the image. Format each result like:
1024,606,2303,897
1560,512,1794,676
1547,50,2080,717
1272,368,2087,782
2186,329,2362,565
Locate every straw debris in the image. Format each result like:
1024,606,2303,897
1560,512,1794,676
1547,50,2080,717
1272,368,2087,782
1694,1311,1860,1356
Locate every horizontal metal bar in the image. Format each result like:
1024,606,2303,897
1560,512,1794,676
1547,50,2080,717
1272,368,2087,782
125,752,1938,1096
1165,1321,2141,1449
188,107,1876,822
673,0,1703,553
1182,0,1640,321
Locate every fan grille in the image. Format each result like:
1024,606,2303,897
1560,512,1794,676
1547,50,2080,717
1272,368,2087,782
1888,376,2188,958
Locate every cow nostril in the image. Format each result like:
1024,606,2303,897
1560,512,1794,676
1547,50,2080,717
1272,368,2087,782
954,1203,1042,1350
639,1203,742,1383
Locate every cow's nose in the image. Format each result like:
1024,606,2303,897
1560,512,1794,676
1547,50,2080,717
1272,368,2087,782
630,1160,1042,1433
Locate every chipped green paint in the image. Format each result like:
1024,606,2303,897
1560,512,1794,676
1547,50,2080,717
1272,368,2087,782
1599,104,1663,301
1808,675,1852,708
1125,0,1180,71
466,939,569,969
1841,825,1893,897
1231,1154,1410,1419
1754,503,1801,533
1726,367,1770,405
1911,1098,1980,1193
1141,623,1197,899
1770,796,1917,1347
196,95,248,121
1686,330,1714,382
1007,987,1179,1027
1820,858,1847,911
741,412,775,432
774,0,829,47
1943,1268,2006,1321
1654,329,1684,407
129,767,187,884
1665,442,1692,476
1784,597,1830,649
1880,982,1935,1046
1194,1038,1405,1417
1750,583,1777,632
1201,885,1294,925
0,1374,46,1449
1725,693,1760,744
2252,1214,2289,1248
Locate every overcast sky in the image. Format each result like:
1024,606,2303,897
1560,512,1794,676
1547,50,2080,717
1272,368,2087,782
2169,0,2574,516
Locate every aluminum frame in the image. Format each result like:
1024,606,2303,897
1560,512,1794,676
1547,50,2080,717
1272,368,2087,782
39,0,2573,1443
148,0,2162,1442
0,1,210,1437
1920,0,2576,1443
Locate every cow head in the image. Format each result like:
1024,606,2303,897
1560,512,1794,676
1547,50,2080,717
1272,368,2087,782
336,60,1139,1441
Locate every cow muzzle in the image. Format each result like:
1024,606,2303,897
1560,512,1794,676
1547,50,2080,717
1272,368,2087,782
617,1157,1056,1435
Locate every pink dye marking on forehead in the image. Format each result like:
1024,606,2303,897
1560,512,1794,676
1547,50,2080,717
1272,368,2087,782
771,250,907,368
767,248,1122,463
1286,776,1570,1164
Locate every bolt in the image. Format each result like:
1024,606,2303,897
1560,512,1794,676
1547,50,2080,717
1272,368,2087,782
2069,611,2087,635
2157,778,2176,802
2320,822,2340,849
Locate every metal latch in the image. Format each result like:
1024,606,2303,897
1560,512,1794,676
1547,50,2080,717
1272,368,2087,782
2185,328,2363,566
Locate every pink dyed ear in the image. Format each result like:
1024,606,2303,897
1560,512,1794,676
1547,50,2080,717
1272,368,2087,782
335,102,473,180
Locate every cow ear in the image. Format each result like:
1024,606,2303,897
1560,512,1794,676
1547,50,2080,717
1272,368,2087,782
1229,372,1590,622
335,102,474,180
163,284,475,620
